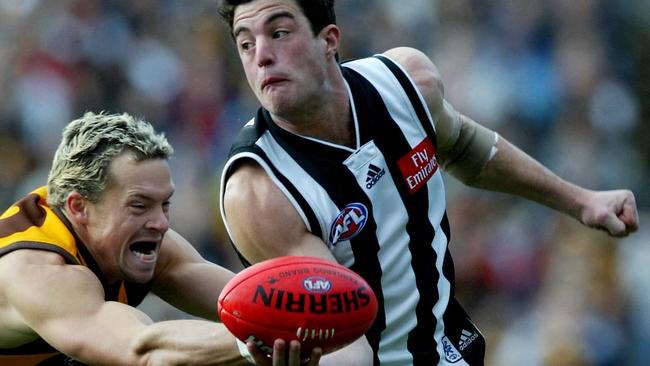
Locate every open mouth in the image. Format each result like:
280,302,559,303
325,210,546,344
129,241,158,261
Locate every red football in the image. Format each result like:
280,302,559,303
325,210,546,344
217,256,378,358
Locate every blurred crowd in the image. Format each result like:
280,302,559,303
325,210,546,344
0,1,647,365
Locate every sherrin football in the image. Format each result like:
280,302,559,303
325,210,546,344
217,256,378,358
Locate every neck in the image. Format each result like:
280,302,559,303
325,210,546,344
271,71,354,147
58,207,116,284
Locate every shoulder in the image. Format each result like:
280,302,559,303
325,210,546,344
382,47,440,78
227,110,267,157
0,249,100,293
382,47,444,112
222,160,311,262
222,158,286,238
0,249,68,277
223,160,281,215
0,249,104,337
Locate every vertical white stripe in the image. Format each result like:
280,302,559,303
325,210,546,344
345,57,456,364
344,141,417,365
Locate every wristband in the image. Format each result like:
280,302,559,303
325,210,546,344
236,338,255,364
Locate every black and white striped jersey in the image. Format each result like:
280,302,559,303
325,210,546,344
220,55,485,366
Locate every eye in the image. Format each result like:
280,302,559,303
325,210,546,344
273,30,289,39
239,40,254,52
130,203,146,210
162,201,171,213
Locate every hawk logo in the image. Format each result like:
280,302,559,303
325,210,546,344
328,203,368,246
365,164,385,189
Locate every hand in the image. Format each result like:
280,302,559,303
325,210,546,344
248,339,322,366
579,189,639,237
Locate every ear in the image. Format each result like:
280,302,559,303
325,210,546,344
320,24,340,60
65,191,89,225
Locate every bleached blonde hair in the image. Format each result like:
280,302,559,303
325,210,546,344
47,112,173,207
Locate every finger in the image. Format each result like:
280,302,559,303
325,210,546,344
307,347,322,366
272,339,288,366
287,340,301,365
619,200,640,233
603,213,627,237
248,340,272,366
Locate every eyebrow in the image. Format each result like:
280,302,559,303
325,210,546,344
233,11,296,38
128,191,174,202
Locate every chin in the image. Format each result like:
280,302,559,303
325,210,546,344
121,269,156,284
263,95,294,114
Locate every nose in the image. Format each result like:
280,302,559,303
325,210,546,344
146,209,170,233
255,38,274,67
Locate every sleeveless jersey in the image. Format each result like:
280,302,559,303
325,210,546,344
0,187,153,366
220,55,486,365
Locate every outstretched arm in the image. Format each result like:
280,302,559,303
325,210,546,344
469,138,638,237
384,46,639,237
0,249,247,366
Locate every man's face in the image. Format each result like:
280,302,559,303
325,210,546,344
232,0,331,116
83,152,174,284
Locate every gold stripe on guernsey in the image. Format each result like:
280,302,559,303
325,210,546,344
0,187,78,260
118,283,129,304
0,205,19,220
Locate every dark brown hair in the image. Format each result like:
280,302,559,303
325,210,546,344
218,0,336,36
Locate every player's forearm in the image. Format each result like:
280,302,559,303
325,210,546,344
468,137,588,220
132,320,247,366
317,336,373,366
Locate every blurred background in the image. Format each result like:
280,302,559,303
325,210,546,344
0,0,648,364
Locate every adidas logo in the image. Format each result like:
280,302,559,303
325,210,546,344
365,164,385,189
458,329,478,351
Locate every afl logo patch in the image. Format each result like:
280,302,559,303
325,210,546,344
302,276,332,293
328,203,368,246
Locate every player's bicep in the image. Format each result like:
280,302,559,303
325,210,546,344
223,160,332,263
436,101,499,184
1,250,150,362
2,251,104,337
